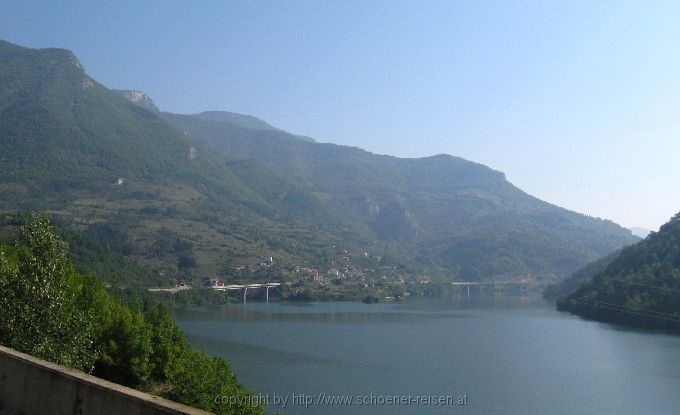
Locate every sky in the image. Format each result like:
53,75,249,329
2,0,679,230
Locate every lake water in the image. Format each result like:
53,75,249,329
174,295,680,414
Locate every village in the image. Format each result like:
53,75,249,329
202,250,424,302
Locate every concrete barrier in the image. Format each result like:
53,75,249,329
0,345,211,415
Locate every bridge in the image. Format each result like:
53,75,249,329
211,282,283,303
451,280,535,296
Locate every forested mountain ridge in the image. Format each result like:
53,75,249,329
164,111,638,278
0,38,638,289
0,38,347,285
0,39,255,205
558,213,680,330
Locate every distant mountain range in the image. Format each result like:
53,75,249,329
0,39,639,286
629,227,652,238
558,213,680,331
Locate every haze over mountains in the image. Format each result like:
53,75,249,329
0,39,638,285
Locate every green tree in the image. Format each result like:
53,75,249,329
145,303,189,381
0,213,97,371
168,351,263,415
93,301,153,386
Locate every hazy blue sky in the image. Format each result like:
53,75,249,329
2,0,679,230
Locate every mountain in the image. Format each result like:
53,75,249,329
630,227,652,238
162,112,638,279
558,213,680,331
163,113,636,278
171,110,316,143
0,39,250,199
112,89,318,142
0,39,638,290
0,38,340,284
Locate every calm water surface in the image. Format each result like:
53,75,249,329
174,296,680,414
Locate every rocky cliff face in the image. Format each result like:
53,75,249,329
113,89,159,112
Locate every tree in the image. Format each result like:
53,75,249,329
0,213,97,371
167,351,263,415
145,303,189,381
93,301,153,386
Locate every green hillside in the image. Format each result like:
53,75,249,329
0,213,166,287
164,111,638,279
0,38,638,291
0,40,257,206
558,213,680,331
0,39,350,284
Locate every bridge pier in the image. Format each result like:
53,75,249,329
243,287,248,304
266,287,270,303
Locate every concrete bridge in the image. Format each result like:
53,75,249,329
211,282,284,303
